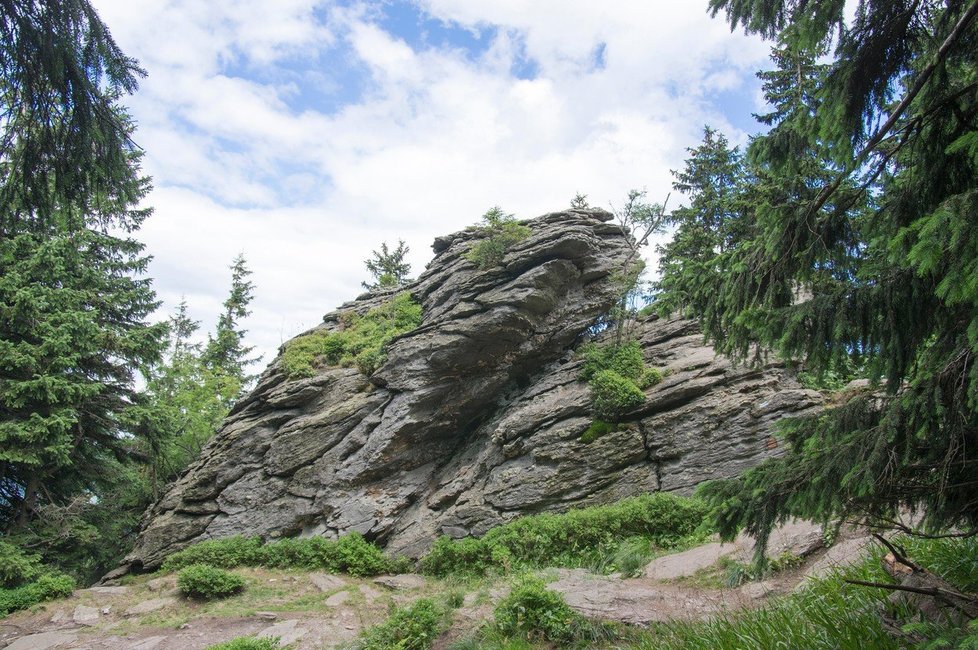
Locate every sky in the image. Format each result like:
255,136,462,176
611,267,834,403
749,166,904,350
91,0,772,371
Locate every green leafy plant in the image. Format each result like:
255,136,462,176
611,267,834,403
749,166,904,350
493,576,584,644
206,637,283,650
355,598,446,650
177,564,245,600
282,292,422,378
421,493,709,577
465,207,532,269
161,532,406,577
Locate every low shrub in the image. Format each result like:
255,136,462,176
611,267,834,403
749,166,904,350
493,576,596,645
465,207,532,269
355,598,445,650
578,341,664,420
162,532,406,577
579,341,645,383
0,572,75,617
282,292,422,378
598,536,654,578
177,564,245,600
206,636,282,650
420,493,710,577
639,366,664,389
590,369,646,420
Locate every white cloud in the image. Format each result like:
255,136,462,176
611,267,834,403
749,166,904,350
92,0,771,369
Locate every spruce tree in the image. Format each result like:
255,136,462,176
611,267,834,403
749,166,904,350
0,1,166,580
0,140,165,530
363,240,411,290
203,254,259,401
678,0,978,554
654,127,745,316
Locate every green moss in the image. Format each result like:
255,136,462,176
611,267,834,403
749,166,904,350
580,419,618,443
464,207,532,269
281,292,422,378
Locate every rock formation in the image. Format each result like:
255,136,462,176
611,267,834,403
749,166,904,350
126,208,822,569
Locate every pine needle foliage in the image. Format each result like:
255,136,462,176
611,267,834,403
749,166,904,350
660,1,978,552
0,0,145,231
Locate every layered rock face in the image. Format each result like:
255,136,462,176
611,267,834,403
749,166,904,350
127,209,822,569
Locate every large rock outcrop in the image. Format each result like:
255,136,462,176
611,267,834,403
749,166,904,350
127,209,822,569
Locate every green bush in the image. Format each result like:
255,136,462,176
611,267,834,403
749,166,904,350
355,598,444,650
177,564,245,600
590,369,646,420
493,576,582,644
580,419,618,443
206,637,282,650
162,532,406,577
0,572,75,617
420,493,710,577
282,292,422,378
579,341,646,383
465,207,532,269
639,366,664,389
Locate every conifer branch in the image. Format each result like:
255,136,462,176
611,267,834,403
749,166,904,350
805,0,978,220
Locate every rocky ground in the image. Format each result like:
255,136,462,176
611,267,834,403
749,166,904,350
0,521,874,649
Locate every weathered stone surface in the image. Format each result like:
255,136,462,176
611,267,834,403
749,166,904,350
73,604,100,626
126,209,823,569
373,574,426,590
5,631,78,650
124,597,176,616
308,573,347,592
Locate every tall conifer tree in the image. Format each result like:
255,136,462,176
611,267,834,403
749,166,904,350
675,0,978,553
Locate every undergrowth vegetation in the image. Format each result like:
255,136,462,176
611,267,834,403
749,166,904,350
206,636,282,650
0,541,75,617
639,536,978,649
420,493,709,577
355,597,454,650
465,207,532,269
281,292,422,378
176,564,245,600
578,341,662,421
161,532,409,577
